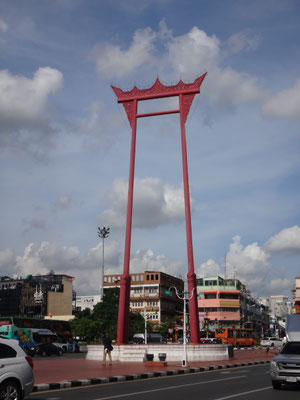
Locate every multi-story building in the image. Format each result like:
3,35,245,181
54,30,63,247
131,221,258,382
269,295,289,319
197,276,243,330
196,276,269,333
0,273,74,320
73,295,101,312
292,277,300,314
104,271,184,324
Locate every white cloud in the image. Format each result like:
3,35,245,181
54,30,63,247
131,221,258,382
197,258,222,278
1,240,122,295
262,78,300,121
225,235,270,290
100,177,189,229
267,278,293,293
164,26,220,78
53,195,72,212
92,22,300,122
0,18,8,32
77,100,123,150
197,227,299,297
130,248,184,278
1,225,297,296
0,240,184,295
206,66,265,107
264,225,300,253
0,67,63,123
224,32,261,54
92,22,266,114
0,67,63,155
14,242,80,277
92,27,156,78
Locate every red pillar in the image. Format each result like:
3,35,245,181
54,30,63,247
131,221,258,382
179,94,200,344
116,99,137,344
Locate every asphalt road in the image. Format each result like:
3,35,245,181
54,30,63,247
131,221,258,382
29,364,300,400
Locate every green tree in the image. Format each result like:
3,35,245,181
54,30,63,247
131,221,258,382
128,312,147,340
70,317,100,342
72,287,152,343
92,287,120,340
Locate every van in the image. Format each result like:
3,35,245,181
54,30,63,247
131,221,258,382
132,333,166,344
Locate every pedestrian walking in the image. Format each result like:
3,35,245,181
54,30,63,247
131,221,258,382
102,333,113,366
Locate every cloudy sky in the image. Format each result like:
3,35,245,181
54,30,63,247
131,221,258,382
0,0,299,299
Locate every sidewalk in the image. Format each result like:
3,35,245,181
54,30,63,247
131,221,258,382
32,348,274,393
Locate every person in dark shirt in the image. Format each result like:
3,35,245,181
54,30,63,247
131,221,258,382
102,333,113,366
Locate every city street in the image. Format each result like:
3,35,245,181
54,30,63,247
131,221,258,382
29,365,299,400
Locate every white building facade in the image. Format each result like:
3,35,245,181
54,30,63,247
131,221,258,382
73,295,101,312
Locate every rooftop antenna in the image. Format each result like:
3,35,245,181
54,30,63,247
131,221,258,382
224,255,227,280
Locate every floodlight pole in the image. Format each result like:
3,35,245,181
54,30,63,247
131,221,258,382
97,226,110,302
112,74,206,344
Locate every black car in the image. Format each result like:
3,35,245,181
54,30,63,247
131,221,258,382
28,342,63,357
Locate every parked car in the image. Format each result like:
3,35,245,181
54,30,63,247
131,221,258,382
0,337,34,400
270,341,300,389
29,342,63,357
261,337,283,347
52,339,72,353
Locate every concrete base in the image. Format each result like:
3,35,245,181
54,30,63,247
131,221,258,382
86,344,231,363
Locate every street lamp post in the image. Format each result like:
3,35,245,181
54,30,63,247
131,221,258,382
97,226,110,302
166,284,200,367
142,287,148,345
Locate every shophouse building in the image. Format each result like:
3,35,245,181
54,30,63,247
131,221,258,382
196,276,269,334
104,271,184,324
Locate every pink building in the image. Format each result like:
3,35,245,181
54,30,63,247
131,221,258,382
197,276,244,330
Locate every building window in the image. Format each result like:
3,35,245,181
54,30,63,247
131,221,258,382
205,293,216,299
219,294,239,299
155,274,158,280
151,274,154,280
146,275,149,281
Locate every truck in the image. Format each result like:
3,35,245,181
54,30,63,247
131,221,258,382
270,314,300,389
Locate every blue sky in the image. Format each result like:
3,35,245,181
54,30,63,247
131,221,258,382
0,0,299,299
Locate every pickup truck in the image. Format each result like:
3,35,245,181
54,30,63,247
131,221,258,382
270,314,300,389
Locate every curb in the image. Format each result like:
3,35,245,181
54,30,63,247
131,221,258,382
32,360,270,393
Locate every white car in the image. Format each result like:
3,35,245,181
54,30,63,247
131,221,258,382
0,338,34,399
261,337,283,347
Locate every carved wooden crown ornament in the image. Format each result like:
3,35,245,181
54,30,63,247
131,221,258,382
111,73,207,127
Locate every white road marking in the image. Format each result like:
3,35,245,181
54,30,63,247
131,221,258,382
93,375,246,400
213,386,272,400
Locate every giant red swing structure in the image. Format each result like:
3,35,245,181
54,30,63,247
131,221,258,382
112,73,207,344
